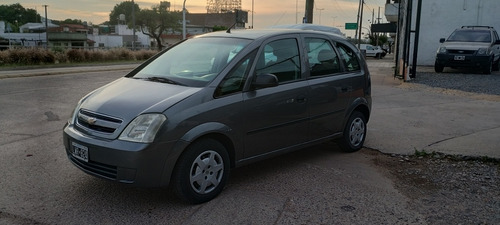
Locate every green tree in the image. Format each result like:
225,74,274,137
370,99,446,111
53,19,85,25
0,3,40,32
108,1,140,25
136,5,182,50
213,25,227,32
369,34,388,47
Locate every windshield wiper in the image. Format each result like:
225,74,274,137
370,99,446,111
136,76,185,86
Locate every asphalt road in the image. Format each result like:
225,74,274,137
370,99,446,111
0,69,428,224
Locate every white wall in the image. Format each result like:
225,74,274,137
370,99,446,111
416,0,500,65
88,35,123,48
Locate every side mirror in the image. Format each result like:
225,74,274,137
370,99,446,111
495,40,500,45
252,73,278,89
439,38,446,43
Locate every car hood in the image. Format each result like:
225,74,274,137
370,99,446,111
80,77,201,120
442,41,491,50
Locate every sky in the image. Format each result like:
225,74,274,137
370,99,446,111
2,0,387,38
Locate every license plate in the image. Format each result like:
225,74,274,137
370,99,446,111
72,142,89,162
454,55,465,61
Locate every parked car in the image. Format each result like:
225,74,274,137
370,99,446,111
358,44,386,58
63,29,372,204
434,26,500,74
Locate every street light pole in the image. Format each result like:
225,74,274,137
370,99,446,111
182,0,187,40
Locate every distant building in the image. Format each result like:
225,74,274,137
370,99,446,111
159,11,247,46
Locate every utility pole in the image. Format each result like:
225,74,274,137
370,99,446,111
43,5,48,49
357,0,364,49
182,0,186,39
355,0,361,42
377,7,382,24
304,0,314,23
252,0,254,28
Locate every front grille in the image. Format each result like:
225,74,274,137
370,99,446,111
448,49,476,54
70,155,118,180
77,109,122,134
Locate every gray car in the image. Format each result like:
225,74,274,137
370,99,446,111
63,29,372,204
435,26,500,74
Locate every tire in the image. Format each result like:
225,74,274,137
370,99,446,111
434,63,444,73
483,59,492,74
492,58,499,71
172,138,230,204
338,111,367,153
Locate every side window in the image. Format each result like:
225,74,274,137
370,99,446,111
306,37,341,76
215,52,254,97
255,38,301,83
337,43,361,72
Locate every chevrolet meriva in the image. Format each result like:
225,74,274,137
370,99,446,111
63,29,372,204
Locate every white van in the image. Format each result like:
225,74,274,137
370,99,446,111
358,44,386,58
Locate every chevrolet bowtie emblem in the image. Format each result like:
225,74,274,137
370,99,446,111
87,117,97,125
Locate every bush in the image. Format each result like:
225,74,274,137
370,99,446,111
0,47,158,66
66,49,85,62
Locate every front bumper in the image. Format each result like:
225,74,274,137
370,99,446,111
436,53,491,68
63,123,185,187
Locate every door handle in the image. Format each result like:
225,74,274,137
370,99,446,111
296,96,306,103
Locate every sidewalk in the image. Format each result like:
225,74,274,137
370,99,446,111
365,56,500,158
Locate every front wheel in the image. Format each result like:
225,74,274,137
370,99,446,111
492,57,499,71
338,111,367,153
483,60,492,74
172,138,230,204
434,63,444,73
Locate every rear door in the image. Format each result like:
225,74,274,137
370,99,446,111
242,36,309,158
303,35,354,140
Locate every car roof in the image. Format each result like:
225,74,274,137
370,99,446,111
196,28,346,41
458,26,495,31
270,24,343,35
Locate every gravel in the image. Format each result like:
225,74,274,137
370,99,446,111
411,69,500,95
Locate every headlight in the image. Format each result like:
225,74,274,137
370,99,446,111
477,48,488,55
119,114,167,143
69,99,84,125
437,47,447,53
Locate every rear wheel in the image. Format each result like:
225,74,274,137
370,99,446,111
172,138,230,204
338,111,367,153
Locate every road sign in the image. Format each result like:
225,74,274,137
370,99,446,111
345,23,358,30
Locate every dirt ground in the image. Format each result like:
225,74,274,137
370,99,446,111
364,149,500,224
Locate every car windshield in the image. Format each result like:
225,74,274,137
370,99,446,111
133,37,251,87
447,30,491,42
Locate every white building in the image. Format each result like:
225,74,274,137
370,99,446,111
386,0,500,72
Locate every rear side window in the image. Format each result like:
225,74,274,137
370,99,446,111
305,37,341,76
337,43,360,72
255,38,301,83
